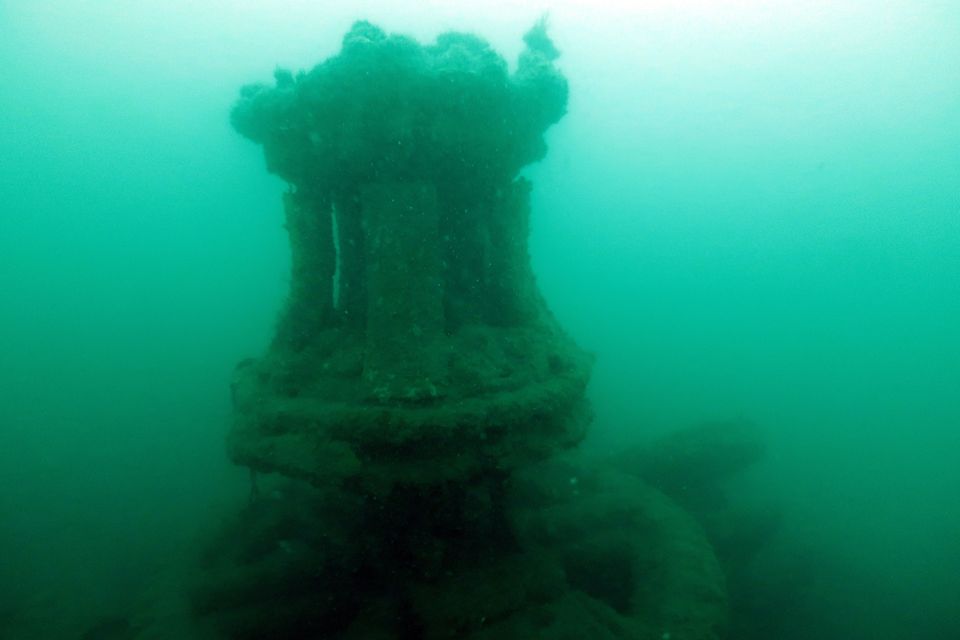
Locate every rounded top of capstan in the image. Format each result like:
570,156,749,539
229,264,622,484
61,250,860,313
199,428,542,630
231,20,567,192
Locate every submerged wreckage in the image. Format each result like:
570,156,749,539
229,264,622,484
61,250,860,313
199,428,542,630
193,20,736,639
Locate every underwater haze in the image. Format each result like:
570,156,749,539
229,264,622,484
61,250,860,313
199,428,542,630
1,1,958,638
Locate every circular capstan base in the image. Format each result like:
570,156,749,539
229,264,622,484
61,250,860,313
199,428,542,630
190,455,728,640
228,324,593,491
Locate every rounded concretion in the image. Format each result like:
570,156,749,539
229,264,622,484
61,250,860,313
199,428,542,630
500,458,729,639
231,20,568,190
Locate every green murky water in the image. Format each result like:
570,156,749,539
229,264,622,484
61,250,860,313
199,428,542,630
1,2,958,638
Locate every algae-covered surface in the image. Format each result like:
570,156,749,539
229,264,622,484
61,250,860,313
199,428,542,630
158,19,727,638
226,20,594,494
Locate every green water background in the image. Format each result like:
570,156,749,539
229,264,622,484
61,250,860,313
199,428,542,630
1,1,958,636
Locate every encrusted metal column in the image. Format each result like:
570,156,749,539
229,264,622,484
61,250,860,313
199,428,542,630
361,181,445,401
193,21,730,640
227,19,592,491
